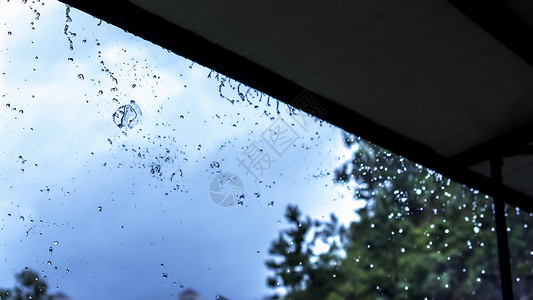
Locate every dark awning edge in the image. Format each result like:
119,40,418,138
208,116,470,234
58,0,533,212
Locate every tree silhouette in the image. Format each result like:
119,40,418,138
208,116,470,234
266,135,533,299
0,269,52,300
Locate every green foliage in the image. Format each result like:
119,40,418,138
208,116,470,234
266,136,533,299
0,269,52,300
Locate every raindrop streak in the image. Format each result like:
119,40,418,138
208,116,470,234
65,5,72,22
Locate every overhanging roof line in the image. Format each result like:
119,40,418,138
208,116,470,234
58,0,533,212
451,120,533,167
449,0,533,69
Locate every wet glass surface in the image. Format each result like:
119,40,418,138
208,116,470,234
0,1,514,299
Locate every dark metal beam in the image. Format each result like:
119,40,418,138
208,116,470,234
57,0,533,213
490,157,514,300
451,120,533,167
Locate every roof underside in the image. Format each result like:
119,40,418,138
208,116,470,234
59,0,533,211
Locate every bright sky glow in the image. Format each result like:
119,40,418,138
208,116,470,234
0,1,363,299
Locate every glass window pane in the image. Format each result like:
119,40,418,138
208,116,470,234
0,1,504,299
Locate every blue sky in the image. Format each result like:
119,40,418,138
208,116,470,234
0,1,363,299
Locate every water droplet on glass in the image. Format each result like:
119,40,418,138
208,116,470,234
179,115,184,119
66,269,69,273
19,216,24,221
256,251,260,254
162,273,168,278
160,264,164,268
47,261,52,266
97,206,103,213
49,247,53,253
113,101,142,129
267,201,274,207
53,241,59,245
77,74,84,80
6,103,10,108
131,84,136,88
7,31,12,35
